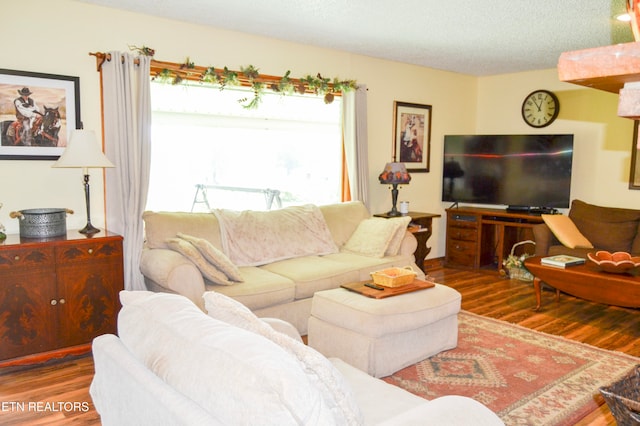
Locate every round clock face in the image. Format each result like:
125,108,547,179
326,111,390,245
521,90,559,128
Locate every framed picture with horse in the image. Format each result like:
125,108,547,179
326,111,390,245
392,101,431,172
0,68,80,160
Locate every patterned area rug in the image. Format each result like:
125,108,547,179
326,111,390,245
383,311,639,426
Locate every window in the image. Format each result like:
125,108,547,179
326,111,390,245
146,82,343,212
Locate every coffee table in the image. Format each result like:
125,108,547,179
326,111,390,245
524,256,640,311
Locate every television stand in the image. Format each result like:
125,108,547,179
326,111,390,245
506,205,531,213
506,206,558,215
445,206,544,270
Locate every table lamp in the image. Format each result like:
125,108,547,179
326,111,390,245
378,162,411,216
52,130,114,235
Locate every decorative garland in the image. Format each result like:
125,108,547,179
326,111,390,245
130,45,357,109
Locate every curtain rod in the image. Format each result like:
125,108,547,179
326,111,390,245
90,52,140,71
88,51,347,96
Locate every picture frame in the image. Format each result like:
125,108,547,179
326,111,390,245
0,68,81,160
630,120,640,189
392,101,432,172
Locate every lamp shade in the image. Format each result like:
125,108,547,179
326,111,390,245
52,130,114,169
378,162,411,184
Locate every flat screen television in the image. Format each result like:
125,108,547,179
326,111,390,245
442,134,574,210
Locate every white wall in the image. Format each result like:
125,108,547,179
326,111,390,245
1,0,637,261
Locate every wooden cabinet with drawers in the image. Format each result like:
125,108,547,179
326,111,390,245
0,231,123,365
445,207,543,270
446,210,482,268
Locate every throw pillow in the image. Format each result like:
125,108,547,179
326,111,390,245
203,291,363,425
342,217,409,258
541,214,593,249
165,238,235,286
384,216,412,256
177,233,243,282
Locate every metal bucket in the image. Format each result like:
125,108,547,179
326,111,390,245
10,208,73,238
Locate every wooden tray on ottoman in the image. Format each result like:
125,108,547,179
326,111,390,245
341,279,435,299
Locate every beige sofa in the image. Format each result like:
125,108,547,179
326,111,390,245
90,291,504,425
140,201,425,334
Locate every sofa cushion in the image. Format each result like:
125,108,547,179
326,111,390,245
117,291,340,426
143,211,222,250
541,214,593,249
319,201,372,247
569,199,640,253
322,252,424,282
261,256,359,299
386,219,413,256
214,204,338,266
203,291,363,425
177,232,243,282
323,252,398,269
165,238,235,286
210,266,295,310
329,357,426,424
342,216,411,258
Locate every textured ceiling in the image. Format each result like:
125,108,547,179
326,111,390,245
78,0,633,76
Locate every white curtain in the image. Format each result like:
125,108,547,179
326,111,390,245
343,85,370,210
101,52,152,291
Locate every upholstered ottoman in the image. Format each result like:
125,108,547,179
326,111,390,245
307,284,461,378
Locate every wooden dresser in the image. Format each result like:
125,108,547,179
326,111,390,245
0,231,123,366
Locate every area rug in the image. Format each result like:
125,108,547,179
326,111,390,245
383,311,639,426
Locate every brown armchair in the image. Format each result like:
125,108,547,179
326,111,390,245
532,199,640,258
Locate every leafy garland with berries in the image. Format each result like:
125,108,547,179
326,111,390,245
131,45,358,109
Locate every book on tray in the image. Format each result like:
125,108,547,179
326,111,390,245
540,255,586,268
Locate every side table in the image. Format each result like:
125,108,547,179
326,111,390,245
374,211,441,272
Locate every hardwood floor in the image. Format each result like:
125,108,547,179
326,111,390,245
1,267,638,425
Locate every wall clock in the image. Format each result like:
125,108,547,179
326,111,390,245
521,90,559,128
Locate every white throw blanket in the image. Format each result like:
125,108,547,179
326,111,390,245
213,205,338,266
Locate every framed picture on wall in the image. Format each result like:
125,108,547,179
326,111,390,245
392,101,431,172
631,120,640,189
0,68,81,160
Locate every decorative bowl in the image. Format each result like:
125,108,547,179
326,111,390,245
587,251,640,274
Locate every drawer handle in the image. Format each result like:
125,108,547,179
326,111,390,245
14,255,20,261
50,299,57,306
59,298,66,304
88,248,94,254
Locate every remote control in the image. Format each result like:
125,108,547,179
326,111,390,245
364,282,385,291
